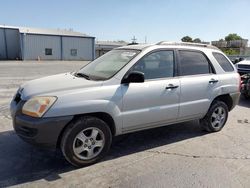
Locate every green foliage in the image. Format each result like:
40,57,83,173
181,36,193,42
222,48,239,55
225,33,242,42
193,38,201,43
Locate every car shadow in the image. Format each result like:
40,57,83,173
0,120,207,187
238,96,250,108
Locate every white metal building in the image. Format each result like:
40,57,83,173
0,25,95,61
95,41,128,58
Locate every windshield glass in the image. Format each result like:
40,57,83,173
77,49,140,80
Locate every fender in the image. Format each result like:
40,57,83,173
44,85,123,135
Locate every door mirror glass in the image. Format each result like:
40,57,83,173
122,71,145,84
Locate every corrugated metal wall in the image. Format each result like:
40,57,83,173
62,37,94,60
22,34,94,60
0,28,7,59
23,34,61,60
0,28,20,60
1,26,95,61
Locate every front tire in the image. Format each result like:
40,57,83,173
200,101,228,132
61,116,112,167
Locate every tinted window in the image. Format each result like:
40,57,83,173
179,50,212,76
71,49,77,56
45,48,52,55
213,52,234,72
131,51,174,80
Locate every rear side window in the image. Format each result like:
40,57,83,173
213,52,234,72
179,50,213,76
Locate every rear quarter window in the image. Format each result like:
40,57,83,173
213,52,234,72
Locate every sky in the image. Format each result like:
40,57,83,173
0,0,250,43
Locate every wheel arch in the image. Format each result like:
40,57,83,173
212,94,233,111
57,112,116,148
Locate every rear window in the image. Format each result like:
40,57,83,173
213,52,234,72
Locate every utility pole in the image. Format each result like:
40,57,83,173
131,36,137,44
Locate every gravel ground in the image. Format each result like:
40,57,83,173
0,61,250,188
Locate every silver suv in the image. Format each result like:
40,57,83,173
10,42,241,167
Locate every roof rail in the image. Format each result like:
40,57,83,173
156,41,220,50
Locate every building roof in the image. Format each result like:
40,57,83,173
95,41,128,50
96,41,128,46
118,44,152,50
0,24,94,38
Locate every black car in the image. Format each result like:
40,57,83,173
241,74,250,99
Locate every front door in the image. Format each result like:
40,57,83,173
121,50,180,132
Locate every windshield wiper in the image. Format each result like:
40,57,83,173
75,72,90,80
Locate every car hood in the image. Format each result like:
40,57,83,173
20,72,103,100
238,60,250,65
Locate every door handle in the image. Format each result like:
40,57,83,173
165,84,179,89
209,79,219,84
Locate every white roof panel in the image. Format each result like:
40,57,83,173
0,25,94,38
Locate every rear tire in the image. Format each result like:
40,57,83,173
61,116,112,167
200,101,228,132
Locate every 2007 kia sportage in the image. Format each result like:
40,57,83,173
11,42,240,167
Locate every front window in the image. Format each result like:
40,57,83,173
130,50,174,80
77,49,140,80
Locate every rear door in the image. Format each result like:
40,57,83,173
177,50,219,120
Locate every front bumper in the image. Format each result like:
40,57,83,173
11,99,73,149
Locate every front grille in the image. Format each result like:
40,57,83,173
238,64,250,69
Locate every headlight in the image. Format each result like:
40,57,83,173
22,96,57,117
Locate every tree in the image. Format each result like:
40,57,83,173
225,33,242,41
222,48,239,55
181,36,193,42
193,38,201,43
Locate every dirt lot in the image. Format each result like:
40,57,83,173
0,61,250,188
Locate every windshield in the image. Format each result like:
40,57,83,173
77,49,140,80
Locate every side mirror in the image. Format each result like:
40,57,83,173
122,71,145,84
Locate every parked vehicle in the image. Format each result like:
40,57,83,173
241,73,250,99
231,57,244,64
11,42,241,167
235,57,250,74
